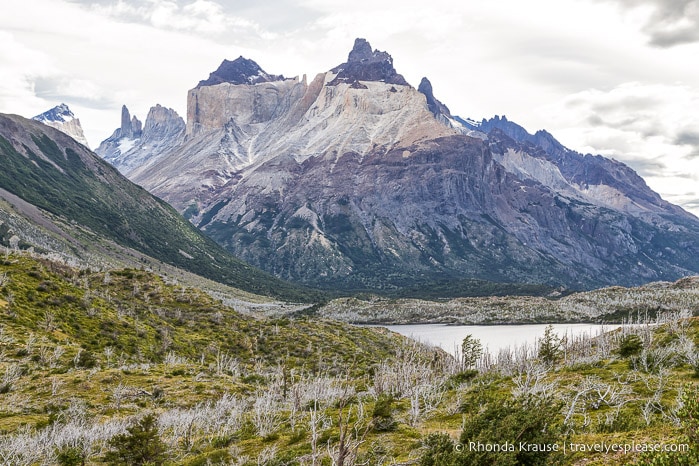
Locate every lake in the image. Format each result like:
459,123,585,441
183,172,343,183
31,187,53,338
374,323,616,357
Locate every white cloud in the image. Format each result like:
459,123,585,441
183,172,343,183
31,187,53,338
88,0,275,39
0,31,60,115
592,0,699,47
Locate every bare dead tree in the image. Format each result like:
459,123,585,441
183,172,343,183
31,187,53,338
511,361,554,398
252,391,280,437
308,400,331,466
326,397,370,466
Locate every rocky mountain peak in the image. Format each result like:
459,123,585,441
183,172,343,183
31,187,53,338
33,103,74,123
418,77,453,120
143,104,184,134
347,38,374,62
32,103,90,148
91,40,699,291
197,56,284,87
328,38,409,87
96,104,184,176
120,105,143,140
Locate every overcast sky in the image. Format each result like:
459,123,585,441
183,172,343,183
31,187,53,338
1,0,698,215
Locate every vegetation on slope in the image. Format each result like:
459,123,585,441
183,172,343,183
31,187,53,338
1,252,698,465
318,277,699,324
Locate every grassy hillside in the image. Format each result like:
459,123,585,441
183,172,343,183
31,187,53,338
1,252,698,465
0,253,418,463
0,114,319,302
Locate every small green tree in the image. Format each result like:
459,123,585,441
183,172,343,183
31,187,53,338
371,394,396,432
461,335,483,370
538,325,562,366
458,394,563,466
617,334,643,358
56,446,85,466
420,432,458,466
104,413,167,465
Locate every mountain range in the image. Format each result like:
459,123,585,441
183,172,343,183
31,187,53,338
22,38,697,294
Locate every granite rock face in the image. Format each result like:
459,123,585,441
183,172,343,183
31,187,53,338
95,104,184,176
120,105,143,139
96,39,699,291
33,104,90,148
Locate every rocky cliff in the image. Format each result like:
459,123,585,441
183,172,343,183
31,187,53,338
96,39,699,292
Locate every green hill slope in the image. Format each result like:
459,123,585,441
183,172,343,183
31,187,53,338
0,114,318,302
0,253,697,465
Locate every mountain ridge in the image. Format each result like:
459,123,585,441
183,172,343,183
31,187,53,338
0,113,318,302
94,38,699,292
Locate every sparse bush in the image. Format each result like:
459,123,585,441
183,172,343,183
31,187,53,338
420,432,458,466
447,370,478,389
56,446,86,466
457,394,563,465
74,349,97,368
638,384,699,465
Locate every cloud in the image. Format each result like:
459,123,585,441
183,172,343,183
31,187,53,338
33,76,116,109
593,0,699,46
81,0,276,41
683,198,699,211
675,129,699,149
0,31,60,115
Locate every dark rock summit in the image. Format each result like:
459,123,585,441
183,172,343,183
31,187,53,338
197,56,284,87
418,77,454,123
328,38,409,87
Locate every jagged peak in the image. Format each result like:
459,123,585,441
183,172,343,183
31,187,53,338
143,104,184,134
146,104,181,118
328,38,409,87
417,77,433,94
197,56,284,87
417,77,453,119
347,38,374,63
119,105,142,139
31,103,90,148
33,103,75,123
